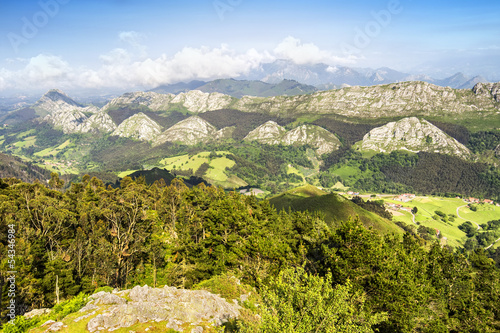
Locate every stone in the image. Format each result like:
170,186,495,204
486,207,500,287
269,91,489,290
359,117,471,158
24,308,51,319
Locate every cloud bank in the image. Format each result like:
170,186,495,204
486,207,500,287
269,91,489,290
0,36,360,93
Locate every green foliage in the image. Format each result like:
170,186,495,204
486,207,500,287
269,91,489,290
51,292,88,320
2,293,88,333
260,267,387,333
1,176,500,332
468,130,500,153
94,286,114,293
2,316,43,333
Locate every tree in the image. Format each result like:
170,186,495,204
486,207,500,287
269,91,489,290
411,206,418,214
260,267,387,332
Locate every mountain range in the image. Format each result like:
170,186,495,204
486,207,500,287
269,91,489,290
0,78,499,199
240,60,490,89
2,83,495,160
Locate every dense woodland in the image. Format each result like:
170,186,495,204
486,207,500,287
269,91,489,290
1,175,500,332
322,150,500,200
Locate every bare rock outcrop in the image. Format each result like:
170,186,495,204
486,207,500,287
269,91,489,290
80,285,240,332
359,117,471,158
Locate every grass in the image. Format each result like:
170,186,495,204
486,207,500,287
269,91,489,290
158,151,242,187
117,169,139,178
384,196,500,247
269,190,403,235
14,136,36,148
287,165,305,183
205,156,235,182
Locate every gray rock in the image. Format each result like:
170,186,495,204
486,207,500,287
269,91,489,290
24,308,51,319
359,117,471,158
191,326,204,333
166,318,184,332
83,285,240,332
46,321,64,331
89,291,127,305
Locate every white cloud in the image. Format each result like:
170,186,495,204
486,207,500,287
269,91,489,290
24,54,72,82
0,54,74,91
274,36,356,65
0,35,359,93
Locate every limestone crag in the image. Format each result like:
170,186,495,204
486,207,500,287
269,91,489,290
154,116,218,145
244,121,341,154
33,89,98,117
170,90,233,113
82,285,241,332
234,81,500,117
78,111,117,133
103,91,175,112
244,121,287,144
359,117,471,158
112,112,163,141
43,109,88,134
473,82,500,103
283,124,341,155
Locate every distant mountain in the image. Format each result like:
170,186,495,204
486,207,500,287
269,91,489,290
32,89,98,116
148,80,206,94
149,79,317,98
241,60,490,89
458,76,489,89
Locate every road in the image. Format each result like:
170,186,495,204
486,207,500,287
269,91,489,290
455,205,499,250
485,237,500,250
456,205,481,230
410,211,416,225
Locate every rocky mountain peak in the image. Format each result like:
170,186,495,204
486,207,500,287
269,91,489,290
171,90,233,112
34,89,95,117
283,124,341,155
244,121,287,144
154,116,218,146
112,112,163,141
359,117,471,158
473,82,500,102
104,91,175,112
245,121,341,154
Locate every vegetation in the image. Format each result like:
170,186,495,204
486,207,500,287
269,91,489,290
1,175,500,332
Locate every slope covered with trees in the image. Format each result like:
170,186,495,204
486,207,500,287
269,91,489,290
1,175,500,332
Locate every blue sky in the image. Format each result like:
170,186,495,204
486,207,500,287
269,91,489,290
1,0,499,95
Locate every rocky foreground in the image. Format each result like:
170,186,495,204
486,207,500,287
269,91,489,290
28,285,243,333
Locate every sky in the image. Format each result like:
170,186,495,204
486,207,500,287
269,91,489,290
0,0,499,96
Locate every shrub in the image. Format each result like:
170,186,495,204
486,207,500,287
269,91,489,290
260,267,387,332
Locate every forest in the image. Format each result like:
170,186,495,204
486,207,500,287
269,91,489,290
1,174,500,332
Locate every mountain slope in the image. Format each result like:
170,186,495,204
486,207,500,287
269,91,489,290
33,89,98,116
244,121,287,144
359,117,471,158
244,121,341,154
154,116,218,145
233,81,500,119
112,112,163,141
282,124,341,155
269,190,402,235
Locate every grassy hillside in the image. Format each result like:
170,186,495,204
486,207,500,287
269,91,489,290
385,195,500,247
269,187,402,235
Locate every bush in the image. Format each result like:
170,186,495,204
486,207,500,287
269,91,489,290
260,267,387,332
